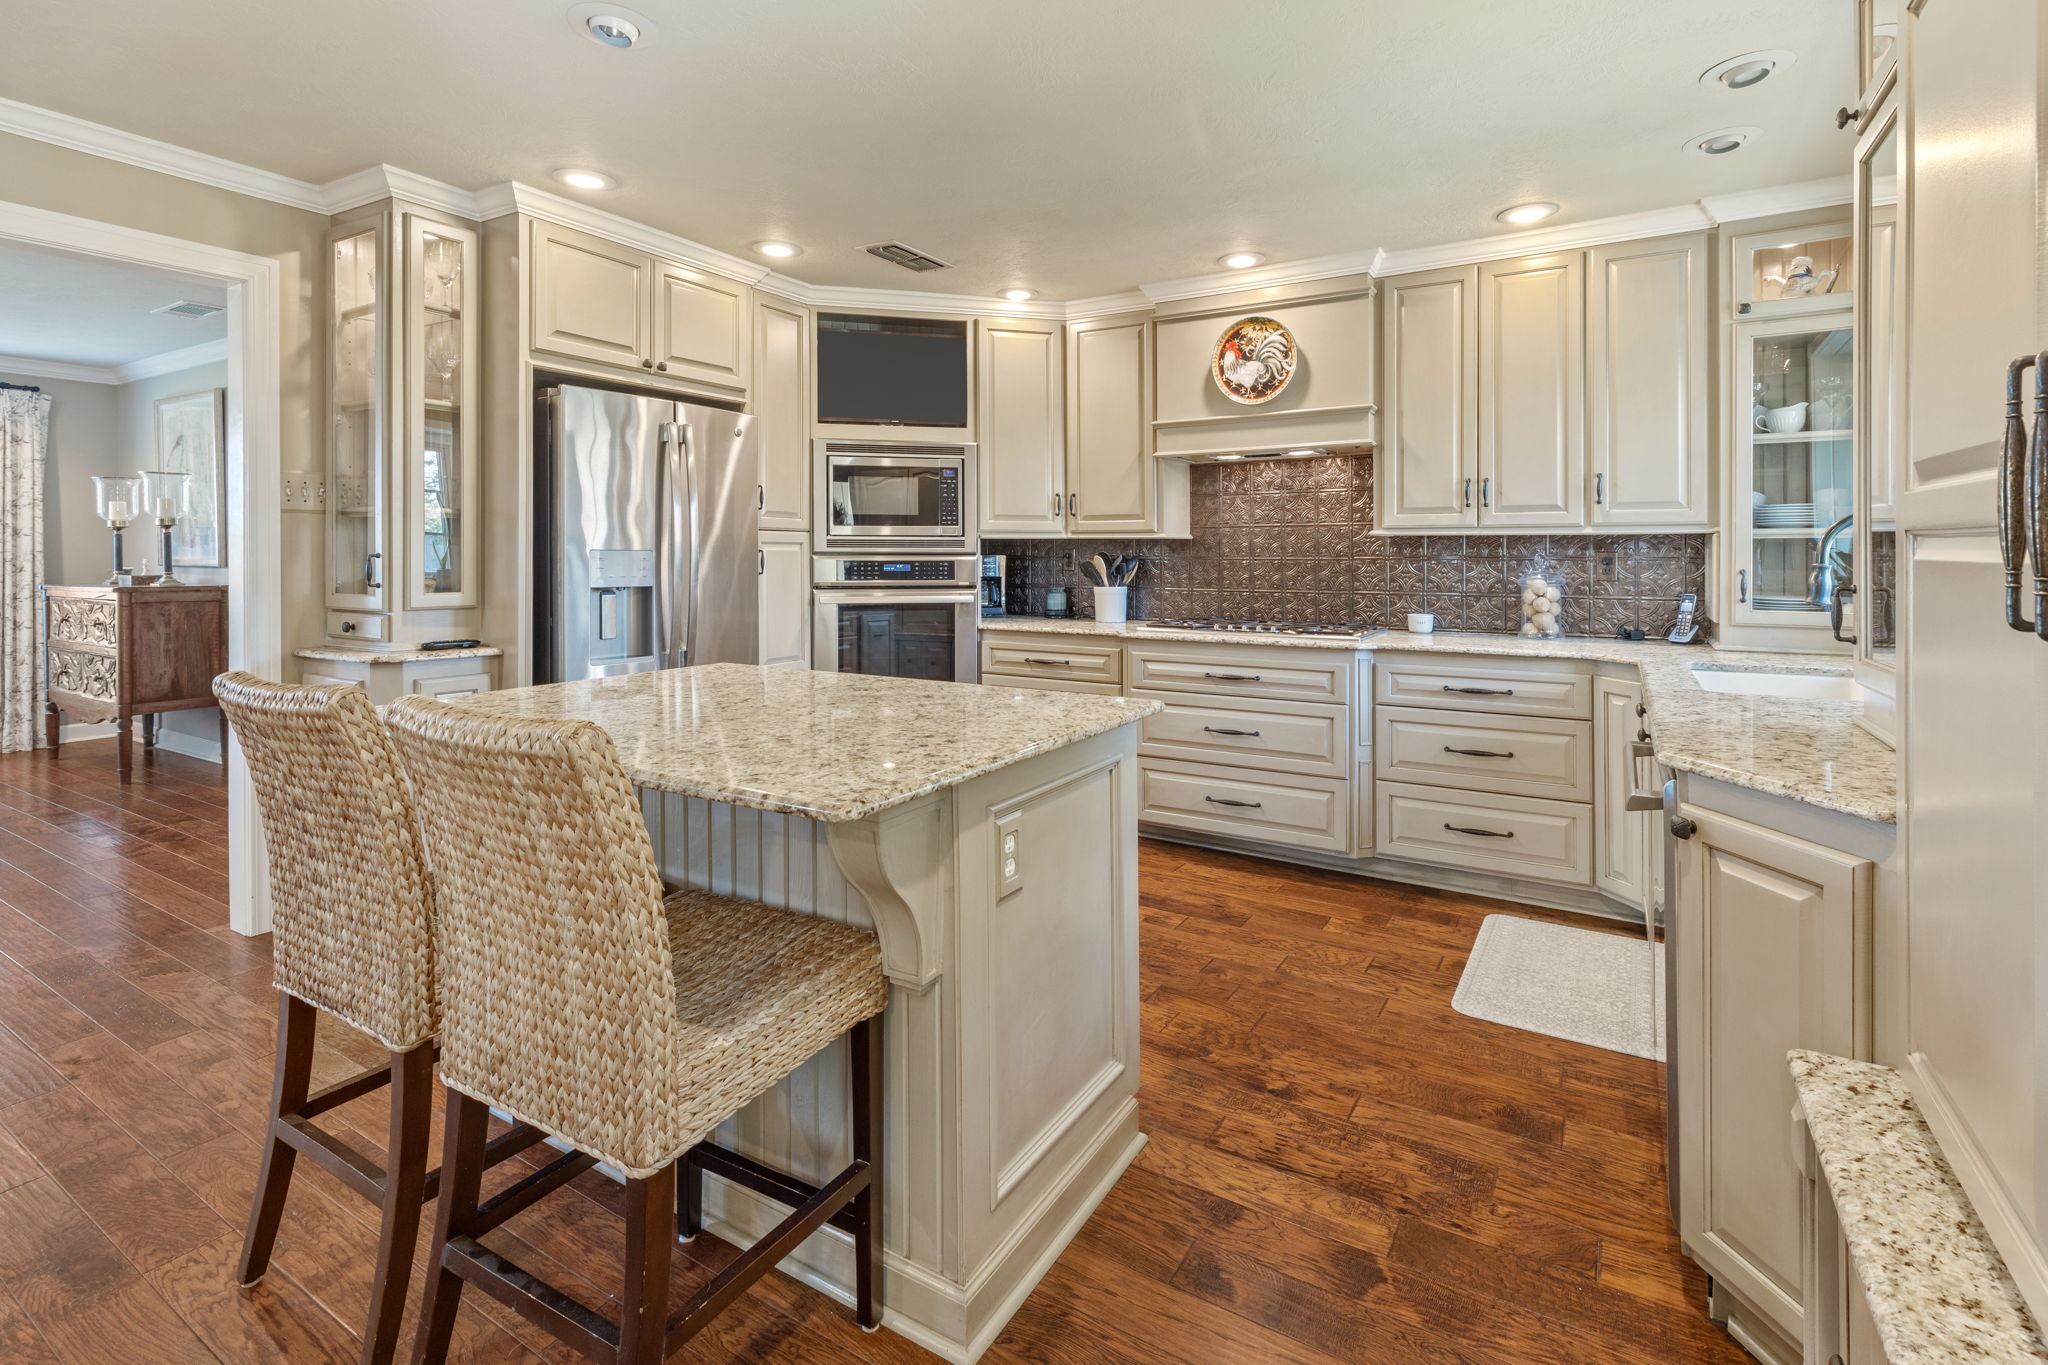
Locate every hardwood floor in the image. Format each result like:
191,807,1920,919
0,739,1748,1363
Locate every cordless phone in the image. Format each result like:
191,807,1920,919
1667,594,1700,644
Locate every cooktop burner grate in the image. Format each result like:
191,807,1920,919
1138,618,1385,637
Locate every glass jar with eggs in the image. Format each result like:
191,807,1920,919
1520,574,1564,639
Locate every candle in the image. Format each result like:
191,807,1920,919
156,496,176,521
107,500,129,523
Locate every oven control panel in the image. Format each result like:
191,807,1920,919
814,554,979,588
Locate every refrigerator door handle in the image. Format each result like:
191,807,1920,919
659,421,692,668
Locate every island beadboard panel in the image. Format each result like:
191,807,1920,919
987,453,1710,636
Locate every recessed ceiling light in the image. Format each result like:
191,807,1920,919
1002,288,1036,302
752,240,801,259
566,4,657,48
1700,49,1796,90
553,168,615,190
1685,126,1760,157
1495,202,1559,226
1219,252,1264,270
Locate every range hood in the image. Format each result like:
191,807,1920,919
1183,439,1374,465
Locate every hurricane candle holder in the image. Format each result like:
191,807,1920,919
91,475,141,584
136,469,190,587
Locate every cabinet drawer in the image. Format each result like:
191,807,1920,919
1373,781,1592,885
986,673,1122,697
981,638,1123,685
325,611,389,643
1140,759,1350,854
1128,646,1350,705
1374,706,1592,801
1137,692,1347,777
1373,653,1591,719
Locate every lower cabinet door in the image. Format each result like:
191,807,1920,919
1373,781,1592,885
1674,804,1871,1345
758,531,810,668
1594,675,1651,908
1139,759,1350,853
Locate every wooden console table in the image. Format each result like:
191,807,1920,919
41,584,228,779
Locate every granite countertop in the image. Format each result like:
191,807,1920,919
981,618,1896,823
1790,1051,2048,1364
453,662,1160,823
295,644,504,663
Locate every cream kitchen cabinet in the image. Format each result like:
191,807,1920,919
1064,311,1188,536
326,201,483,639
758,530,810,668
1378,265,1480,528
529,219,750,397
1593,674,1653,908
1587,235,1711,527
1672,794,1873,1349
977,317,1067,536
1478,252,1585,526
753,293,810,530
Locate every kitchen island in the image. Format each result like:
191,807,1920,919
457,664,1161,1364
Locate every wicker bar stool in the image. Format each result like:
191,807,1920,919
213,672,547,1365
383,694,889,1365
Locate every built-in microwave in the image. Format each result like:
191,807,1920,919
816,440,975,549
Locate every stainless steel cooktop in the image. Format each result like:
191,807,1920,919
1134,618,1387,640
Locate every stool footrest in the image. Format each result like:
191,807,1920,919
474,1149,599,1236
689,1139,865,1238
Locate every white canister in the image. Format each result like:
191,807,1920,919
1406,612,1436,635
1093,586,1129,623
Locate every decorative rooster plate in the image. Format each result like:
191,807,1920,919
1211,316,1297,404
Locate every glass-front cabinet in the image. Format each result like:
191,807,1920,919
1730,220,1854,320
1853,77,1902,739
325,202,481,635
1728,313,1856,636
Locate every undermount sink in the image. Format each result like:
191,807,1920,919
1690,666,1860,701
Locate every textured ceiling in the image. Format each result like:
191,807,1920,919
0,0,1859,298
0,242,227,366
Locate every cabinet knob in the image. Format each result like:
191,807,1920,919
1835,105,1860,130
641,358,655,369
656,362,669,372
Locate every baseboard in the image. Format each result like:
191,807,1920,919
54,720,221,763
1138,825,1647,926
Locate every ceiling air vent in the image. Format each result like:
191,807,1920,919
152,299,225,319
862,241,952,273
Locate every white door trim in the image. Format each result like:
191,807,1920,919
0,197,283,936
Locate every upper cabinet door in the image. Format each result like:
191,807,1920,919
978,319,1066,536
1379,266,1479,529
1479,252,1585,527
752,294,810,530
531,221,653,369
653,261,750,394
1065,312,1158,534
1588,235,1710,527
402,215,481,611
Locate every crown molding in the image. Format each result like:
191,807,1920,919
0,96,329,214
1,98,1858,321
0,353,123,384
115,336,229,382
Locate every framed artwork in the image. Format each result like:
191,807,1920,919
153,388,226,567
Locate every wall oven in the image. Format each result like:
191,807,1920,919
813,554,980,683
816,440,975,549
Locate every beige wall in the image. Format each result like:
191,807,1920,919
0,370,120,585
0,130,330,656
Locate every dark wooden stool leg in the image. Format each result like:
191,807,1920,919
621,1165,677,1363
116,716,132,781
410,1090,489,1365
851,1014,884,1331
239,993,317,1286
677,1145,702,1241
360,1042,434,1365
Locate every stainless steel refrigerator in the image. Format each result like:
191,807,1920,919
534,384,758,682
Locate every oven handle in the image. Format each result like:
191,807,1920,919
813,588,979,606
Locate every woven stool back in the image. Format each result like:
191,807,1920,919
212,671,438,1051
383,694,686,1175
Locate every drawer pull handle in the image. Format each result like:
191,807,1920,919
1204,672,1262,682
1443,685,1514,696
1444,823,1514,839
1023,657,1074,666
1204,726,1263,737
1205,796,1264,809
1443,746,1515,759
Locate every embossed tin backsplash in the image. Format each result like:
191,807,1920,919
984,454,1709,636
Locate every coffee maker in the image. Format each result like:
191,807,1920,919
980,554,1007,617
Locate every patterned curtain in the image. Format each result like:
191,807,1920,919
0,389,49,752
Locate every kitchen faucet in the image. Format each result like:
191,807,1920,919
1809,513,1856,643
